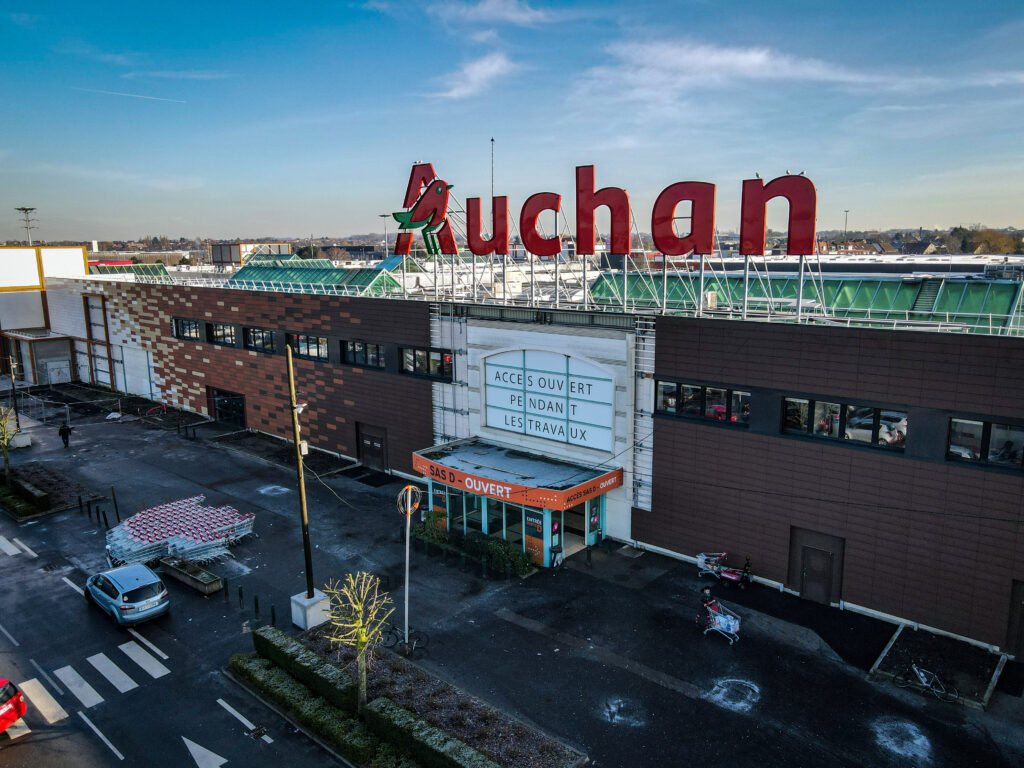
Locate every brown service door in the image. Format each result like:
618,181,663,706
800,546,834,605
1008,580,1024,657
357,423,388,471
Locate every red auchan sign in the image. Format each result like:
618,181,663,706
394,163,816,258
411,452,623,512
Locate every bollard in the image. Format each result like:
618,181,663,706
101,509,110,529
481,555,488,579
254,595,260,617
505,562,512,581
460,552,466,572
238,585,244,609
441,546,448,565
78,495,83,515
223,578,229,601
271,605,276,626
586,546,592,568
110,486,120,522
87,500,93,520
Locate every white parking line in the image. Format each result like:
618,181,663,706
29,658,64,695
54,665,104,708
12,538,37,558
0,535,19,556
5,718,30,740
78,711,124,761
217,698,274,743
118,641,169,679
62,577,84,596
87,653,138,694
0,621,19,647
126,628,168,660
19,678,69,724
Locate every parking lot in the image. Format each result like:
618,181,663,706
2,412,1023,767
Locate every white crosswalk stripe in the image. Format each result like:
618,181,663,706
5,718,30,740
18,678,69,724
118,641,169,678
12,538,37,558
87,653,138,694
0,535,20,556
53,665,104,708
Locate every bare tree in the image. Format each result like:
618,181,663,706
324,572,393,717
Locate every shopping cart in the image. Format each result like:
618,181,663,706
703,602,741,645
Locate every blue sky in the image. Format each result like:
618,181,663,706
2,1,1023,241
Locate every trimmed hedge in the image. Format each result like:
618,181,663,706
365,697,501,768
253,625,358,713
229,653,380,765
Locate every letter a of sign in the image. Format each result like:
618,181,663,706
393,163,459,256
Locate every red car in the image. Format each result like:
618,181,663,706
0,678,27,733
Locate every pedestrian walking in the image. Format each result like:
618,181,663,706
58,422,73,448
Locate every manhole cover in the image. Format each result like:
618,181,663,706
257,485,291,496
873,718,932,763
42,563,61,573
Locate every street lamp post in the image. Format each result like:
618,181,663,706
378,213,389,261
287,344,315,600
397,485,421,649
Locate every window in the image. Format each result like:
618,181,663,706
654,381,750,426
243,327,276,353
656,381,677,414
400,347,453,380
344,341,385,369
948,418,1024,469
783,397,907,450
287,333,328,361
784,398,809,433
207,322,236,346
172,318,201,340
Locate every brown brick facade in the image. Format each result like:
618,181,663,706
642,316,1024,647
74,280,434,475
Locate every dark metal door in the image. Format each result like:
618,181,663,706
358,424,387,471
1008,580,1024,657
801,546,834,604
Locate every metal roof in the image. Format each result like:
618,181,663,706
227,265,401,295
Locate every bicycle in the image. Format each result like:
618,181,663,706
381,623,429,656
892,661,959,703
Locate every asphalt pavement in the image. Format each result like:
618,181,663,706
1,413,1023,768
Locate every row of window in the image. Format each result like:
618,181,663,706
655,381,751,424
171,318,450,380
949,418,1024,468
784,398,907,449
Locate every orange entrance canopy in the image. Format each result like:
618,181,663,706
412,438,623,512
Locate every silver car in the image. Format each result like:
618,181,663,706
85,564,169,626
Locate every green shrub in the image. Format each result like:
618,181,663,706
252,626,358,713
414,509,450,545
365,697,500,768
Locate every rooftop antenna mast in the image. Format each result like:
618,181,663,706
15,207,37,246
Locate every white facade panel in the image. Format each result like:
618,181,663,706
0,290,44,329
45,284,89,338
0,248,41,288
40,247,87,279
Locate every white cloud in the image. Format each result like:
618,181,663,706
435,52,518,99
62,41,136,67
428,0,552,27
122,70,233,81
472,28,498,43
33,163,204,192
8,12,39,28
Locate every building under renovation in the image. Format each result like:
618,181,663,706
3,215,1024,658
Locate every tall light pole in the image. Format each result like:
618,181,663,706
397,485,421,649
287,344,315,600
843,209,849,240
15,207,37,246
378,213,389,261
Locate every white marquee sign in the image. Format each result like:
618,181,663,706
484,350,614,452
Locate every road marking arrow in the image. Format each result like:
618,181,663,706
183,737,227,768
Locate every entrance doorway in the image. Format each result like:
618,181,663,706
788,527,845,604
209,387,245,428
357,423,388,471
1008,580,1024,657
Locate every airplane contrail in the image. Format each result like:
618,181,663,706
70,87,186,104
